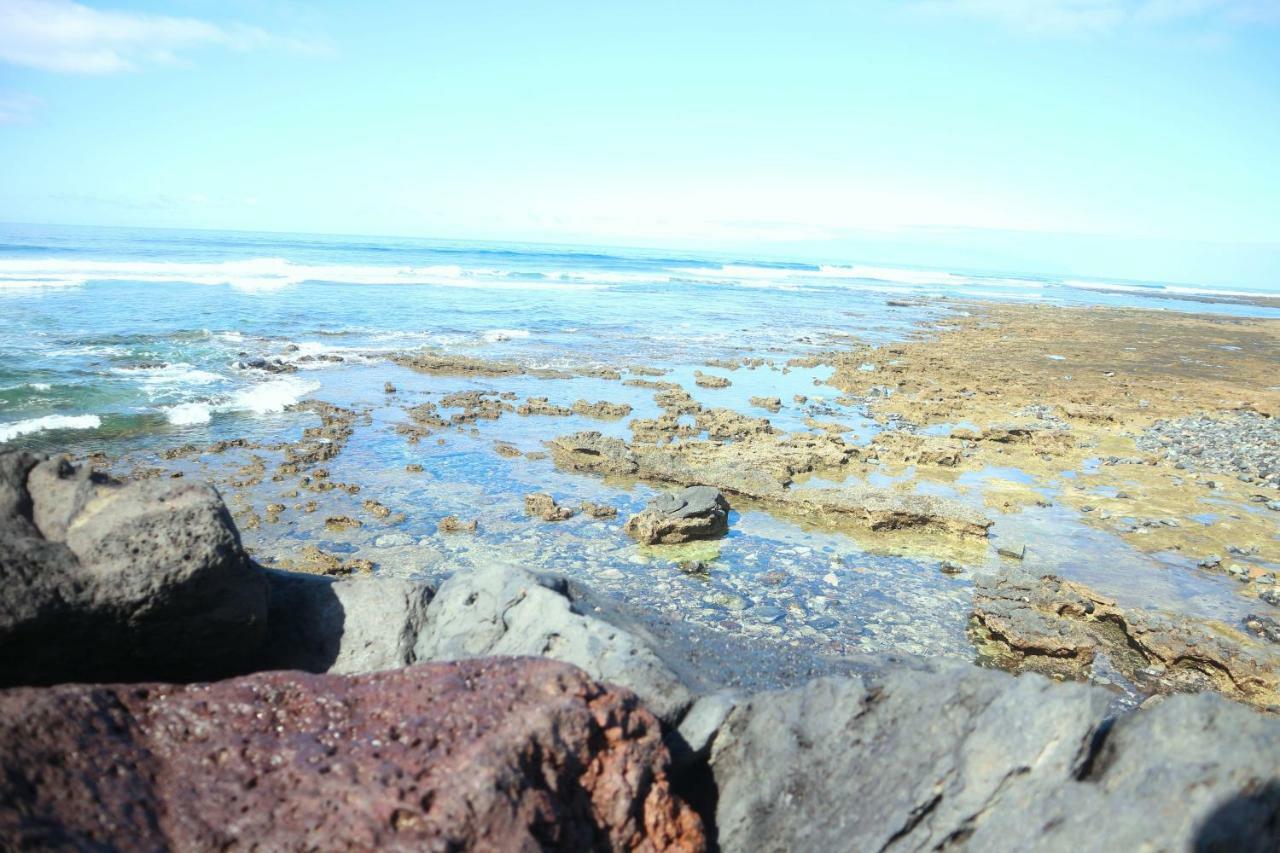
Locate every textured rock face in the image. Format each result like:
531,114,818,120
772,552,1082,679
255,568,435,674
971,570,1280,711
708,658,1280,852
788,484,992,539
0,658,705,851
415,564,693,724
547,431,989,538
0,452,267,687
625,486,730,545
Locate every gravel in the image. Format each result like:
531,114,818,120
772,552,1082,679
1135,412,1280,488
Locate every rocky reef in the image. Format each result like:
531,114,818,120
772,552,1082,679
1,450,1278,850
971,570,1280,712
547,430,991,539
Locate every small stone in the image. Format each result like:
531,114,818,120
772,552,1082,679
524,493,575,522
438,515,477,534
579,501,618,520
383,382,396,393
940,560,963,575
996,542,1026,560
753,605,786,623
1243,613,1280,644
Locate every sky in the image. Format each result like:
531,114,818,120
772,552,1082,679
1,0,1278,288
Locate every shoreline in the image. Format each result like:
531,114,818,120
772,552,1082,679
4,297,1279,710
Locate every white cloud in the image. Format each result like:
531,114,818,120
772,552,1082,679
0,0,314,73
0,91,39,123
907,0,1280,35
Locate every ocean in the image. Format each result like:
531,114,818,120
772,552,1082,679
3,222,1274,448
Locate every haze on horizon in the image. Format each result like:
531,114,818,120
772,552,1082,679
0,0,1278,289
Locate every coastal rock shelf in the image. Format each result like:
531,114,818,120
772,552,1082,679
547,430,993,539
971,570,1280,712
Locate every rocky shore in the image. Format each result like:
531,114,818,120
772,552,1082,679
3,449,1279,849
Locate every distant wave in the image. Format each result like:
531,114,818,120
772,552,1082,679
0,258,616,291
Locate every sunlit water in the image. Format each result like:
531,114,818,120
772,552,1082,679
2,224,1273,689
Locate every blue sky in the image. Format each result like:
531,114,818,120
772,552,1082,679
1,0,1278,288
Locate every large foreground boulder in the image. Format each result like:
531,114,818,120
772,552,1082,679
0,452,267,686
0,658,705,851
415,564,694,724
706,658,1280,852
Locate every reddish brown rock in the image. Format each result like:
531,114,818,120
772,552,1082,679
0,658,704,851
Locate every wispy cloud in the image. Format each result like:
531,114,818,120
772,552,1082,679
907,0,1280,36
0,91,40,123
0,0,321,74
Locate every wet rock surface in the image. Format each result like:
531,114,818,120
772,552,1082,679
625,485,731,545
0,658,704,851
971,570,1280,711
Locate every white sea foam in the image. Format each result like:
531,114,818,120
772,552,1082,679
482,328,531,343
0,414,101,442
27,382,51,391
229,377,320,414
164,402,213,425
113,363,222,382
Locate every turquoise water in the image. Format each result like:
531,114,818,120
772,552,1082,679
0,223,1270,685
3,223,1275,447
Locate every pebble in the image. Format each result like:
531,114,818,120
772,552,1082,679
1136,412,1280,485
996,542,1026,560
754,605,787,623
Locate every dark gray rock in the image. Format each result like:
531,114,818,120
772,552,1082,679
413,564,693,724
0,452,267,687
256,568,434,674
707,658,1280,852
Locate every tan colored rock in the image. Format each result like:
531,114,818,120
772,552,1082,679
572,399,633,419
693,370,731,388
438,515,477,534
524,492,576,521
972,571,1280,711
